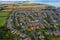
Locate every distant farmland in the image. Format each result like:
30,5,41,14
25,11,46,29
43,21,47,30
2,5,46,11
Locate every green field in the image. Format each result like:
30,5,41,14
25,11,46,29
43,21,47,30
50,36,60,40
0,17,7,26
0,12,10,16
0,11,10,26
45,35,60,40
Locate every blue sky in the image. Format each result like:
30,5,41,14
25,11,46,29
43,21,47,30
0,0,60,7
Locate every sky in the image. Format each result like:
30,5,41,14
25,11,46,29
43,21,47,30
0,0,60,7
0,0,60,2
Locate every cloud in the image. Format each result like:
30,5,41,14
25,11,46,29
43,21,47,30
0,0,28,1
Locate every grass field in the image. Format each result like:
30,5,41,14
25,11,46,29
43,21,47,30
0,17,7,26
0,12,10,16
46,35,60,40
0,11,10,26
50,36,60,40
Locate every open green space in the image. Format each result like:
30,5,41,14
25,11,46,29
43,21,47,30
0,11,10,26
0,12,10,16
50,36,60,40
0,17,7,26
45,35,60,40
